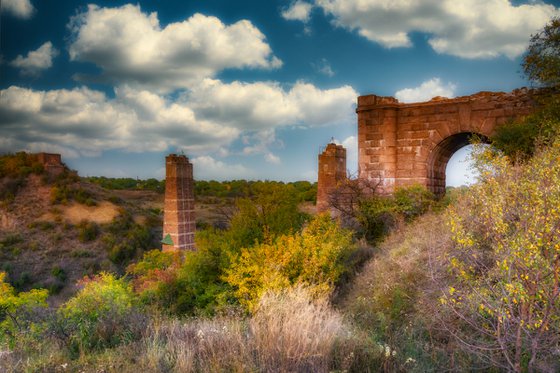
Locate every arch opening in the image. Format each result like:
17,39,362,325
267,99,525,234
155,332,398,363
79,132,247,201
428,132,488,196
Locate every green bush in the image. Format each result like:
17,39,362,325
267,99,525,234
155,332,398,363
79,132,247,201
442,143,560,371
103,213,153,265
492,95,560,160
77,220,99,242
0,272,49,347
57,272,145,355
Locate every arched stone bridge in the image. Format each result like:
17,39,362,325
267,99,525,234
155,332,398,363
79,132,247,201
357,88,536,195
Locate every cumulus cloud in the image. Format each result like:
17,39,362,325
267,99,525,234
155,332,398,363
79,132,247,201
282,1,313,22
10,42,58,76
188,79,357,131
192,155,254,180
0,85,238,157
0,79,357,161
395,78,456,103
313,0,559,58
1,0,34,19
68,4,281,91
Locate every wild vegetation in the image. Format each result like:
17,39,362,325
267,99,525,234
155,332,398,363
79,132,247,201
2,18,560,373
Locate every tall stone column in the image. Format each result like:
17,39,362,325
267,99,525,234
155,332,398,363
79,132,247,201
163,154,195,251
317,142,346,213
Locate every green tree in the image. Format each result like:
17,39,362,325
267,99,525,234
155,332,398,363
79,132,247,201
523,17,560,87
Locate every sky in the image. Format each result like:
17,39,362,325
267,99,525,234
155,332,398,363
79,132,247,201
1,0,559,184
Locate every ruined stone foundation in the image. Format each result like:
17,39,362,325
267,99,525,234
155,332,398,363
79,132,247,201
317,143,346,213
163,154,195,251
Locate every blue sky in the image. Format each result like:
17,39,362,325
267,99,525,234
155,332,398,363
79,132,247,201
1,0,559,184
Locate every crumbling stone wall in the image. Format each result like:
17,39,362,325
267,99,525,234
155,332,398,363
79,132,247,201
37,152,64,176
317,143,346,213
357,88,536,195
163,154,195,251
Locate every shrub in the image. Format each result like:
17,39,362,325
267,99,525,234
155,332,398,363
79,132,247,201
51,266,67,282
0,272,49,347
491,95,560,160
225,214,355,311
77,220,99,242
58,272,145,355
442,143,560,371
393,184,436,221
103,213,153,265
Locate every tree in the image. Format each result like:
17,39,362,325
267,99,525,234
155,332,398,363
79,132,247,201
523,17,560,87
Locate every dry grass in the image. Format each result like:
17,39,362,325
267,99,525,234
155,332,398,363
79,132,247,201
250,286,347,372
140,286,373,373
341,212,454,371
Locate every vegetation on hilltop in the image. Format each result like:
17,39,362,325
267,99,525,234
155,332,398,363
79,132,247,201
86,176,317,202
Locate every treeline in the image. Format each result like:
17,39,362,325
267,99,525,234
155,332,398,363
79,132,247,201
85,176,317,202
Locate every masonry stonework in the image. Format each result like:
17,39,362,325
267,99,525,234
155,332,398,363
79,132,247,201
317,143,347,213
37,152,65,176
163,154,195,251
357,88,537,195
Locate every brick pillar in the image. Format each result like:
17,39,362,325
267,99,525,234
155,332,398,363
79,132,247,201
357,95,399,194
163,154,195,251
317,143,346,213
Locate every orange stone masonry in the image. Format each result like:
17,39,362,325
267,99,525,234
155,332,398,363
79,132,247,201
317,143,346,213
163,154,195,251
357,88,537,195
37,152,64,175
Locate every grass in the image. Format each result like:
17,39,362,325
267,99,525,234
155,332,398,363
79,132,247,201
2,286,379,373
341,212,455,371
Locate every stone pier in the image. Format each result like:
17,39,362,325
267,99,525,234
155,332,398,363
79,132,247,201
163,154,195,251
317,142,347,213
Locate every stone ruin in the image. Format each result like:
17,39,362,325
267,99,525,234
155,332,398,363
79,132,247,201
37,152,65,176
161,89,540,244
316,88,538,211
162,154,196,251
316,143,346,214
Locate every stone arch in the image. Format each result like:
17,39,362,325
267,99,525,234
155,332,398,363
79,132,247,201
356,88,537,195
427,132,488,195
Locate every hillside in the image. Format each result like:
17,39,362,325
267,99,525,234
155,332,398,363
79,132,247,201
0,163,164,304
0,153,318,305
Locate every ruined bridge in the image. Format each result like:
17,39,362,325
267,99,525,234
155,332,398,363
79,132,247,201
317,88,539,213
356,88,536,195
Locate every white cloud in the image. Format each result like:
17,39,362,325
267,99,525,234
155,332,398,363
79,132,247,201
0,85,238,157
395,78,456,103
188,79,357,131
192,155,254,180
312,58,334,77
313,0,560,58
282,1,313,22
10,42,58,76
0,79,357,162
341,135,358,176
1,0,34,19
265,153,281,164
68,4,281,91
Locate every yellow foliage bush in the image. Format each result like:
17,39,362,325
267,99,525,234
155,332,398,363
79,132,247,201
224,214,355,311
